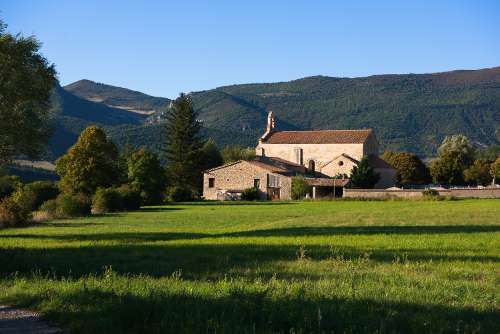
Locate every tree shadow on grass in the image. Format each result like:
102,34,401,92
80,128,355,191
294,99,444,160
5,284,498,334
136,207,184,212
222,225,500,237
0,241,498,281
3,225,499,243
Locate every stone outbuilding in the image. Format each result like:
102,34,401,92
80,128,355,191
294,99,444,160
203,156,347,200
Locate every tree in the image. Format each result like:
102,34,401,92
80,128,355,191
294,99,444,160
199,139,223,172
221,145,256,163
381,151,430,185
0,20,56,165
430,135,475,185
163,94,204,200
463,160,492,186
291,176,311,199
350,157,380,188
490,156,500,185
55,126,120,194
128,147,165,204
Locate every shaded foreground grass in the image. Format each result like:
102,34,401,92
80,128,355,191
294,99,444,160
0,200,499,333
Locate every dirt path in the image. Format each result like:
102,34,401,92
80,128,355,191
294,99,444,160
0,305,62,333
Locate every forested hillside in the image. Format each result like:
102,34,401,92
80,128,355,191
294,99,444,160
47,67,500,160
64,80,170,114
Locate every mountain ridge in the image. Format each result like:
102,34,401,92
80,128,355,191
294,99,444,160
49,66,500,160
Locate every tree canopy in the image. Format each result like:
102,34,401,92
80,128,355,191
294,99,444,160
463,160,492,186
0,20,56,164
55,126,120,194
350,157,380,189
430,135,474,185
381,151,429,185
127,147,165,204
221,145,256,163
490,156,500,185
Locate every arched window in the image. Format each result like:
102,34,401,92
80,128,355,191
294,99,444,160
308,160,315,172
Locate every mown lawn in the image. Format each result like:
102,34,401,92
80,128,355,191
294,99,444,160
0,200,499,333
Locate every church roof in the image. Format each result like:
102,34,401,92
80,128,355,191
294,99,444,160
261,129,373,144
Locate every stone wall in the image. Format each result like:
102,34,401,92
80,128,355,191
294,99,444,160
343,188,500,199
450,188,500,198
343,189,424,199
203,161,293,200
203,161,269,200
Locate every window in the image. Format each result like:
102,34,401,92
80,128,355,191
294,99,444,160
208,178,215,188
254,179,260,188
338,160,344,166
308,160,315,172
260,148,265,156
267,174,281,188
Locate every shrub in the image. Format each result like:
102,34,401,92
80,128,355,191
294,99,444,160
24,181,59,210
92,188,123,214
165,186,195,202
241,187,259,201
54,193,91,218
39,199,57,217
116,185,142,211
0,175,21,200
291,176,311,200
422,189,440,199
11,186,38,214
0,197,30,228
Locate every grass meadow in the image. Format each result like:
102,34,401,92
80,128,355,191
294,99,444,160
0,200,499,333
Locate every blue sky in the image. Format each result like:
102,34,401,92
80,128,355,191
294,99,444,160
2,0,499,98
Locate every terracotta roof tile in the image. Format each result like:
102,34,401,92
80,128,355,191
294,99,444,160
262,129,373,144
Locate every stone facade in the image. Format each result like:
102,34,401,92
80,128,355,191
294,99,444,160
255,112,395,188
203,160,293,200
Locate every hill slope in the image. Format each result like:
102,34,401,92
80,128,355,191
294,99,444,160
190,67,500,155
48,67,500,160
64,80,170,115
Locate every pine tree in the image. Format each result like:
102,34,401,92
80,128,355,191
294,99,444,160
163,94,204,200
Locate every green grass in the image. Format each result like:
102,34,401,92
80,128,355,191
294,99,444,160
0,200,499,333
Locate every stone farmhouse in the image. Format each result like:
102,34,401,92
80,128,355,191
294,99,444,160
203,112,396,200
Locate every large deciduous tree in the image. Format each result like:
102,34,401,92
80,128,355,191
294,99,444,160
430,135,474,185
0,20,56,164
490,156,500,185
127,147,165,204
381,151,430,185
163,94,204,200
350,157,380,189
463,160,492,186
55,126,120,194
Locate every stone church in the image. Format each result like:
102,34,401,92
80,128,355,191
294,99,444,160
203,112,396,200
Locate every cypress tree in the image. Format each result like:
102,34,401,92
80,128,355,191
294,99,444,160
163,94,204,200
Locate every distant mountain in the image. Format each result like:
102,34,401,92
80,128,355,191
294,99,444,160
189,67,500,156
64,79,170,115
47,84,145,159
46,67,500,161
